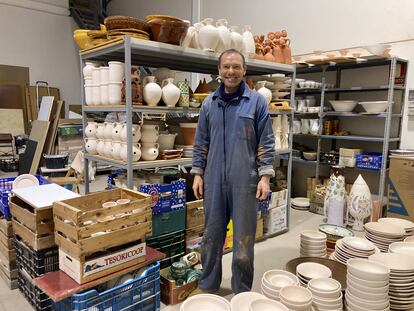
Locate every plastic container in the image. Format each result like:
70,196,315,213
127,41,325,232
147,231,185,269
43,154,68,169
356,153,383,170
18,267,52,311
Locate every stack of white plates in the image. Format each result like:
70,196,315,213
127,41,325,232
248,298,289,311
291,197,310,211
279,285,314,310
346,258,390,311
175,144,194,158
389,241,414,255
364,221,405,252
307,278,343,311
405,236,414,242
230,292,266,311
296,262,332,286
331,236,379,265
378,217,414,237
369,253,414,310
300,230,327,258
180,294,231,311
261,269,300,301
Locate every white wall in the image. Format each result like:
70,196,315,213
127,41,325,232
0,1,81,107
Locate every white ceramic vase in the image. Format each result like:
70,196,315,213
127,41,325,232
161,78,180,107
143,76,162,106
229,26,243,51
111,141,122,160
324,166,346,225
84,138,98,154
103,140,113,158
198,18,219,51
141,142,159,161
120,124,141,142
191,23,203,49
257,81,272,105
85,122,98,138
348,174,372,231
215,19,231,52
242,25,255,58
96,139,105,156
111,122,123,141
141,124,159,143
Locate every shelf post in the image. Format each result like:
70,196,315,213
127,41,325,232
125,36,133,189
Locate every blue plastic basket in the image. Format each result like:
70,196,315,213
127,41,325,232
53,262,161,311
356,153,383,170
0,175,51,219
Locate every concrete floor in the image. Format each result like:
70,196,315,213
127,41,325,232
0,174,325,310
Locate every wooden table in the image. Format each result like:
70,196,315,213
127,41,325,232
33,246,164,302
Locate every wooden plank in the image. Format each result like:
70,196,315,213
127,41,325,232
0,218,13,237
78,202,151,223
0,249,16,270
33,246,164,302
29,120,50,174
54,218,78,241
44,100,63,155
0,240,16,263
53,201,80,224
0,263,18,290
0,231,14,249
12,220,55,251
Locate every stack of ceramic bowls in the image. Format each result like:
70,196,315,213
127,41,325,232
346,258,390,311
307,278,343,311
369,253,414,310
230,292,266,311
300,230,327,258
296,262,332,286
378,217,414,238
261,269,300,301
405,235,414,242
364,221,405,252
291,197,310,211
180,294,231,311
389,241,414,255
248,298,289,311
331,236,379,265
279,285,313,310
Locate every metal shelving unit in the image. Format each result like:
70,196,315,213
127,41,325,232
290,56,407,203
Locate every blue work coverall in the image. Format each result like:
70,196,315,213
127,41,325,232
191,81,275,293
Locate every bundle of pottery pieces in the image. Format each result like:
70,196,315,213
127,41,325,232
296,262,332,286
364,221,405,252
307,278,343,311
369,252,414,310
83,61,124,106
345,258,390,311
180,293,231,311
272,115,289,151
378,217,414,238
347,174,372,231
300,230,327,258
253,30,292,64
261,269,299,301
279,285,314,310
142,75,181,107
330,236,379,265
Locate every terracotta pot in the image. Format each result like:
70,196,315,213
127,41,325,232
179,123,198,145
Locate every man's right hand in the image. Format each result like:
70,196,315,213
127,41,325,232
192,175,204,199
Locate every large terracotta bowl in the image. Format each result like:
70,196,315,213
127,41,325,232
148,19,190,45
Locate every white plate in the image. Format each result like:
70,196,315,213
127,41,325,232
369,253,414,271
389,242,414,255
296,262,332,280
292,197,310,208
343,236,375,252
319,224,354,238
249,298,289,311
230,292,266,311
405,236,414,243
379,218,414,230
300,230,326,241
181,294,231,311
365,222,406,237
12,174,39,189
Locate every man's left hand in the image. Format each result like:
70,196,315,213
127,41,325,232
256,175,271,200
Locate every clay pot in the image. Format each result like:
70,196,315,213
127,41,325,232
120,142,141,162
179,123,198,145
85,122,98,138
273,40,284,63
122,66,143,104
96,123,105,139
143,76,162,106
111,141,122,160
198,18,220,51
103,140,112,158
120,124,141,142
158,133,177,151
103,122,113,139
281,38,292,64
84,138,98,155
83,62,97,79
263,46,276,62
141,124,159,143
148,19,189,45
111,122,123,141
96,139,105,156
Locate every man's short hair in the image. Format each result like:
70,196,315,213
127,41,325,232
218,49,246,69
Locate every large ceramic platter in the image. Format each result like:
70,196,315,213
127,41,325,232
319,224,353,239
369,253,414,271
181,294,231,311
230,292,266,311
12,174,39,189
297,262,332,280
389,242,414,255
378,218,414,230
364,222,405,237
342,236,375,252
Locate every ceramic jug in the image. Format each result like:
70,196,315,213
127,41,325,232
215,19,231,52
293,120,301,134
229,26,243,51
301,119,310,134
122,66,143,104
111,141,122,160
198,18,219,51
103,140,113,158
96,139,105,156
120,124,141,142
96,123,105,139
281,30,292,65
111,122,123,141
120,142,142,162
85,122,98,138
161,78,180,107
309,119,319,135
84,138,98,155
324,165,346,226
177,80,190,107
347,174,372,231
191,23,203,49
142,76,162,106
103,122,113,139
242,25,256,58
273,33,284,64
256,81,272,105
181,25,196,48
141,124,159,143
141,142,159,161
83,62,97,79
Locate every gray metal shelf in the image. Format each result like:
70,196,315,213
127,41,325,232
295,85,404,94
322,112,403,118
269,110,294,116
320,135,400,142
275,149,292,156
83,105,200,113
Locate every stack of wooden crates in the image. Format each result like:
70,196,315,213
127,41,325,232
0,216,17,289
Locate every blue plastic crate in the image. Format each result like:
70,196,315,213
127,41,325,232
0,175,51,219
53,262,161,311
356,153,383,170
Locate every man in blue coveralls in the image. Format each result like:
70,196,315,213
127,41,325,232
191,49,275,294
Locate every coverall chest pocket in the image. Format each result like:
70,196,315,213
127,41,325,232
237,113,256,142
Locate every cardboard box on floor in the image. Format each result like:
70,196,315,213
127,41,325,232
387,156,414,221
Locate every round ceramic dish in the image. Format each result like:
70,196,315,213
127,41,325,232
301,230,327,241
12,174,40,189
342,236,375,252
249,298,289,311
369,252,414,271
378,218,414,230
181,294,231,311
230,292,266,311
297,262,332,280
319,224,353,240
347,258,390,281
388,242,414,255
262,269,299,289
364,222,406,237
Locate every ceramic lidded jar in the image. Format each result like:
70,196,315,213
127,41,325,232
256,81,272,105
111,122,123,141
85,122,98,138
324,165,346,226
120,142,142,162
348,174,372,231
198,18,220,51
141,124,159,143
142,76,162,106
96,123,105,139
120,124,141,142
229,26,243,51
215,19,231,52
141,142,159,161
84,138,98,154
161,78,180,107
242,25,256,58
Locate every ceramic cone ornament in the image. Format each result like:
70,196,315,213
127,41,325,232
348,174,372,231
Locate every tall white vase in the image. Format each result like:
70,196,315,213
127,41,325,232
198,18,219,51
348,174,372,231
161,78,180,107
215,19,231,52
324,165,346,226
242,25,255,58
143,76,162,106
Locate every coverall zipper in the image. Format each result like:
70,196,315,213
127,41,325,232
222,103,227,183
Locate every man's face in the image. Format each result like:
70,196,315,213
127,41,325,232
218,53,246,91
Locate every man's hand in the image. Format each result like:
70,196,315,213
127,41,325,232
256,175,270,200
193,175,204,199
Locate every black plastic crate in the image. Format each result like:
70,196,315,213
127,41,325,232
14,234,59,279
146,230,185,269
18,267,52,311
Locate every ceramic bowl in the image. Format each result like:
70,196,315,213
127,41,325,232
261,280,280,296
347,258,390,281
389,242,414,255
301,230,327,240
262,270,299,289
230,292,266,311
180,294,231,311
261,287,279,300
379,217,414,230
347,278,389,294
405,236,414,242
347,270,389,288
312,296,342,309
279,285,312,305
359,101,388,113
368,252,414,271
363,44,392,56
296,262,332,280
345,291,389,309
249,298,289,311
310,288,342,301
329,100,358,112
347,284,389,301
303,151,317,161
148,18,190,45
280,298,312,311
346,296,389,311
308,277,341,293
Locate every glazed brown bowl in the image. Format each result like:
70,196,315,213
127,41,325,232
148,19,190,45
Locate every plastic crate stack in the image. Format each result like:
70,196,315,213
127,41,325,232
0,216,17,289
53,261,161,311
15,234,59,311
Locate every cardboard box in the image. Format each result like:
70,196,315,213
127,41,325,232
59,241,146,284
264,204,287,234
160,267,198,305
339,148,362,157
268,187,288,209
255,218,264,240
186,200,204,229
185,224,204,253
387,156,414,221
339,156,357,168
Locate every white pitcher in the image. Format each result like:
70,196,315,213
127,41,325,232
242,25,255,58
84,138,98,154
142,76,162,106
198,18,219,51
257,81,272,105
141,142,159,161
111,122,123,141
111,141,122,160
120,124,141,142
103,139,113,158
161,78,180,107
120,142,142,162
103,122,113,139
85,122,98,138
96,139,105,155
96,123,105,139
141,124,159,143
229,26,243,52
215,19,231,52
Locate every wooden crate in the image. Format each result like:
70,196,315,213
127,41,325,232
12,220,55,251
0,217,13,237
160,267,198,305
0,230,14,249
186,200,204,229
53,188,152,259
0,258,17,289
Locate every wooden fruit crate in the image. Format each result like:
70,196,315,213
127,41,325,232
0,217,13,237
186,199,204,229
0,258,17,289
53,188,152,259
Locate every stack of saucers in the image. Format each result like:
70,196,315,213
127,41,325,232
307,278,343,311
369,253,414,310
291,197,310,211
296,262,332,287
279,285,314,311
389,241,414,255
300,230,327,258
378,217,414,238
346,258,390,311
331,236,379,265
261,269,300,301
364,221,405,252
